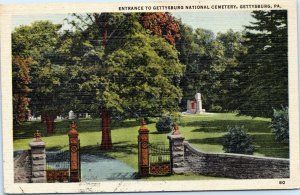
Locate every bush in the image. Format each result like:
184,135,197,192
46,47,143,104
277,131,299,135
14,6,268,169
223,125,255,155
270,107,289,143
211,104,222,112
170,112,186,127
156,116,173,132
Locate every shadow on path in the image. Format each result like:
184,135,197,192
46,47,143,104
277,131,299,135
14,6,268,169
81,153,137,181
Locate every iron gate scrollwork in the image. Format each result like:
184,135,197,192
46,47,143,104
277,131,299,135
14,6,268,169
138,120,172,177
149,143,171,176
45,122,81,182
46,151,70,182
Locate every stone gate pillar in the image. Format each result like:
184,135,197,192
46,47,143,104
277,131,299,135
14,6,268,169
138,119,149,177
29,130,46,183
168,124,186,174
68,121,80,182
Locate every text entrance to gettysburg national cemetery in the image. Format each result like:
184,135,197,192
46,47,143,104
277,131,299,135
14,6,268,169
12,10,289,182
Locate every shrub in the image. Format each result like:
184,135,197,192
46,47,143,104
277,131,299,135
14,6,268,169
170,112,186,127
211,104,222,112
223,125,255,155
270,107,289,143
156,116,173,132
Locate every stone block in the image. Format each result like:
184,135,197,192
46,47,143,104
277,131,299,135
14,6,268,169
31,154,45,160
32,165,46,172
173,162,185,168
173,167,190,174
30,148,45,154
173,156,184,162
32,171,46,178
172,146,184,152
172,152,184,158
32,159,46,166
173,140,184,146
31,177,46,183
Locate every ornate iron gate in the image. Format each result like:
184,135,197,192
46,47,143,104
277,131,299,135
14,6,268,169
46,151,69,182
45,122,81,182
149,143,171,176
138,120,172,177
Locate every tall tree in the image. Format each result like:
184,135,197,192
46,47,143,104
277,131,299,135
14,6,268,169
175,21,247,112
68,13,128,149
237,10,288,117
12,21,64,132
214,30,247,111
12,56,32,124
176,24,219,111
68,13,184,149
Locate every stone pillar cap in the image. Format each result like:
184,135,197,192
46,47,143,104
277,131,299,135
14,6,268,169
167,134,185,140
29,141,45,147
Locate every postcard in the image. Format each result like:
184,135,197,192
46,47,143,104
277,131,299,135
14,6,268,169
1,0,300,193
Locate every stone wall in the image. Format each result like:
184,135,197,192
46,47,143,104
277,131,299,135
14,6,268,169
14,150,32,183
183,142,289,179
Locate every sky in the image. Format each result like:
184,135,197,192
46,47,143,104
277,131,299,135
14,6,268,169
11,11,254,35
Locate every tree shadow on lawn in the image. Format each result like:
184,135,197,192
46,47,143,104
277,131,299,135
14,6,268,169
14,119,141,140
250,133,289,159
150,131,170,135
187,120,271,133
46,146,65,151
187,137,224,146
80,141,138,158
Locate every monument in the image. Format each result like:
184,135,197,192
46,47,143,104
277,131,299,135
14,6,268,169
69,110,75,120
185,93,205,114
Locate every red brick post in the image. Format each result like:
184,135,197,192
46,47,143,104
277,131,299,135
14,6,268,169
138,119,150,177
68,121,80,182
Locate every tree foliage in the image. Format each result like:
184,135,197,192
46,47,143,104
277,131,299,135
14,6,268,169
12,21,63,123
12,56,32,123
140,12,180,45
237,10,288,117
271,106,289,143
74,13,184,118
176,22,246,112
60,13,184,148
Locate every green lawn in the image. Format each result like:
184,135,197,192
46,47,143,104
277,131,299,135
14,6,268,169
13,113,289,179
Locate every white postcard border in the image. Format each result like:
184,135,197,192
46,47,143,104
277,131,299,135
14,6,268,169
1,0,299,193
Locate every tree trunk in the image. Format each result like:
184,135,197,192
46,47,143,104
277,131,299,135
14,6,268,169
45,115,55,134
100,109,112,150
41,112,46,123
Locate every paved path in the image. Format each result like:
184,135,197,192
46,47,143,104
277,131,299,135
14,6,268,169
81,154,137,181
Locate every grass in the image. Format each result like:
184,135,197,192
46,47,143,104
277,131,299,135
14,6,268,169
13,113,289,180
